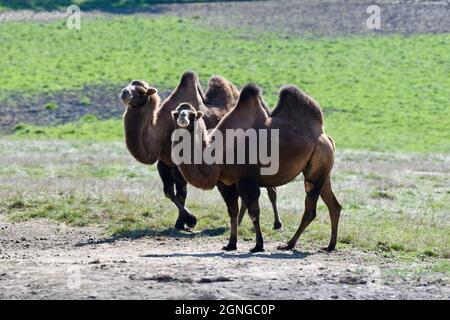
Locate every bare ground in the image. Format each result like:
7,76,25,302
0,217,449,300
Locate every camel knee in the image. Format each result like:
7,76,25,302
247,208,260,222
163,186,175,200
237,180,260,202
303,208,316,222
175,186,187,203
305,180,322,198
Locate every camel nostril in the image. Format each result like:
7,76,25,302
121,89,132,101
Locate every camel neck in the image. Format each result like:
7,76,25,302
173,119,221,190
123,96,162,165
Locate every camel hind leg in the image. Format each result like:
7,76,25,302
320,177,342,251
277,177,324,250
238,187,282,230
266,187,282,230
278,135,334,251
237,199,247,225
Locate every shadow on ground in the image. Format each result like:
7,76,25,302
141,250,312,260
0,0,262,12
75,226,227,246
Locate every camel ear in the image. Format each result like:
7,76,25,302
171,110,179,120
196,111,204,120
147,87,157,96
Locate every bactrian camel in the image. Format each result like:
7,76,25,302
120,72,282,230
172,84,342,252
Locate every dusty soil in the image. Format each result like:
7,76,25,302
0,216,448,299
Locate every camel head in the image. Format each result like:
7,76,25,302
172,103,204,130
120,80,158,108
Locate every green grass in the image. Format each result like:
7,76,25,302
14,115,122,141
44,102,58,110
14,115,124,141
1,16,449,151
1,140,448,259
4,181,448,259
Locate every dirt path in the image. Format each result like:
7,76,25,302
0,217,448,299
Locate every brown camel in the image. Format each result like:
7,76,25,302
120,72,282,230
172,84,342,252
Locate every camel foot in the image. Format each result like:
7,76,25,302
184,214,197,228
277,243,294,251
325,244,336,252
249,245,264,253
174,219,185,230
222,243,237,251
273,221,283,230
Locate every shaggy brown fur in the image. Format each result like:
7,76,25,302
172,84,341,252
121,72,239,229
121,72,281,230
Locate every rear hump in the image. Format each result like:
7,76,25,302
204,75,239,109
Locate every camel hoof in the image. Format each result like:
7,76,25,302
222,244,237,251
277,243,294,251
273,221,283,230
185,214,197,228
325,244,336,252
249,245,264,253
174,219,185,230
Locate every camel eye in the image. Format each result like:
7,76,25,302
135,86,147,94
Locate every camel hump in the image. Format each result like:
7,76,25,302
207,75,228,88
204,75,239,109
238,83,261,106
176,70,206,104
179,70,198,87
272,84,323,125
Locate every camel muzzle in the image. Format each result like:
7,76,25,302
120,88,133,103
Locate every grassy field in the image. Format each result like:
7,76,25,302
1,16,449,152
1,139,449,261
